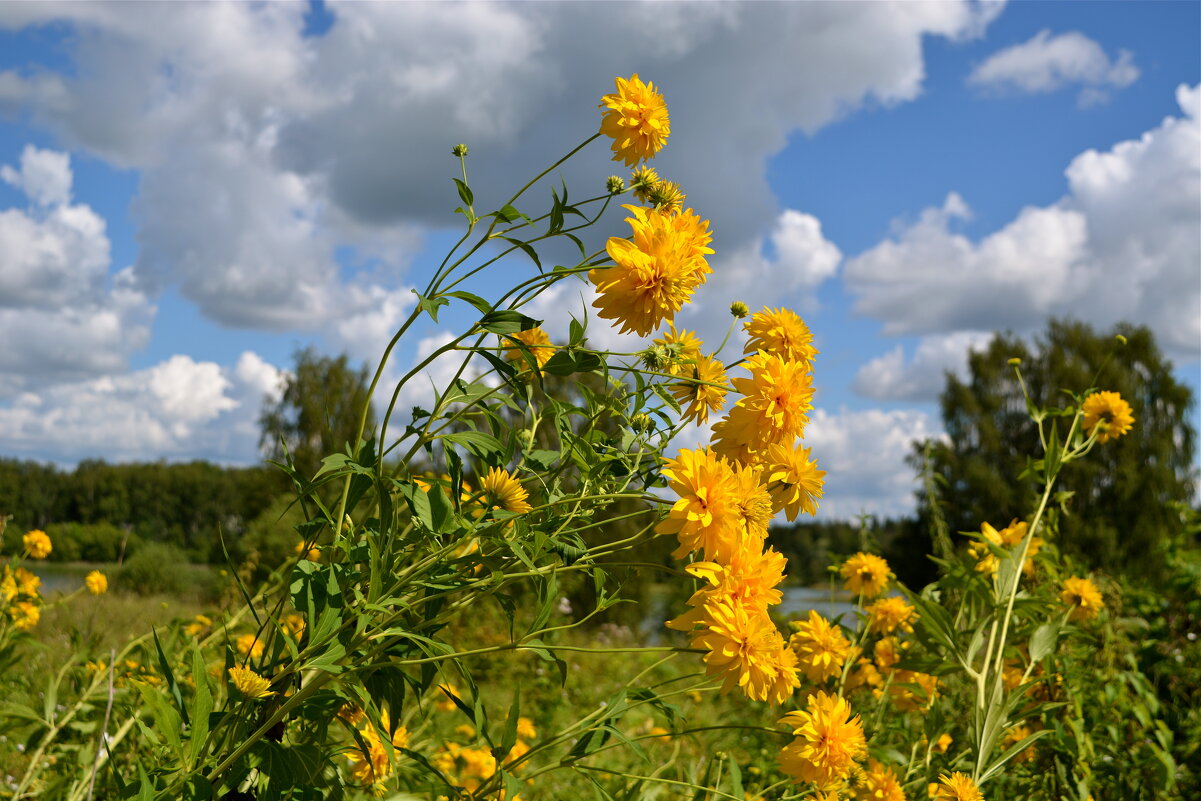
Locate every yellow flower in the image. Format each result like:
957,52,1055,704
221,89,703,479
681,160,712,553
689,595,798,705
789,610,851,683
590,205,714,336
845,657,883,693
228,666,273,699
480,467,532,515
840,553,891,599
431,741,496,793
23,529,52,559
1081,390,1134,444
347,717,410,786
85,570,108,595
656,448,745,562
873,636,904,673
854,759,907,801
969,520,1040,577
648,180,686,213
763,442,825,521
185,614,213,638
10,600,40,630
14,567,40,598
283,613,305,640
934,733,953,754
630,165,660,203
599,74,670,166
504,327,557,371
515,717,537,741
668,544,788,632
711,352,814,466
670,353,729,424
866,597,916,635
653,324,703,376
294,540,320,561
888,669,939,711
744,307,818,368
1060,576,1104,621
930,772,984,801
235,633,265,660
435,683,460,712
1003,724,1036,763
0,568,15,603
778,692,867,788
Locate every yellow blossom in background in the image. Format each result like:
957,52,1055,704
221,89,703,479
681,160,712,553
930,772,984,801
185,614,213,638
630,165,660,203
431,741,497,793
10,600,40,630
778,691,867,788
689,595,798,705
599,74,670,166
969,520,1040,577
854,759,907,801
0,568,15,603
1060,576,1104,621
84,570,107,595
235,633,265,660
840,553,891,598
845,657,883,693
14,567,40,597
743,307,818,368
866,596,916,635
1003,725,1036,763
339,704,366,727
671,354,729,424
873,637,903,672
228,666,273,699
283,613,305,640
653,324,703,376
763,442,825,521
435,683,460,712
934,733,953,753
23,529,51,559
515,717,537,741
1081,390,1134,444
888,669,939,711
504,327,557,371
590,205,713,336
480,467,532,515
294,540,320,561
455,724,476,739
347,717,410,787
788,610,851,683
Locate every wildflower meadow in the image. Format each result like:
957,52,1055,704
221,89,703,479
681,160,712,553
1,73,1197,801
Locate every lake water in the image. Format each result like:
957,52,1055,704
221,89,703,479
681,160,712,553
22,563,116,596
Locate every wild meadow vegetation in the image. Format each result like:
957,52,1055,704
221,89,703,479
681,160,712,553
1,75,1198,801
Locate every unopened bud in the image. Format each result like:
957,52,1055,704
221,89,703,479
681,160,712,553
605,175,626,194
730,301,749,319
451,143,469,157
1007,357,1021,366
631,413,652,432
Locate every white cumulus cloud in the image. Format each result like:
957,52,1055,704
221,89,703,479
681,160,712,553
969,29,1139,106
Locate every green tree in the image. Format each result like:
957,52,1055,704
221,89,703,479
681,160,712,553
259,347,376,482
911,319,1196,580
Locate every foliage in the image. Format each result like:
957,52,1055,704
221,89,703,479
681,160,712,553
116,543,220,601
259,347,377,483
912,319,1196,582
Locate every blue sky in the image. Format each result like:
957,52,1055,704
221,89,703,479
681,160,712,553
0,1,1197,518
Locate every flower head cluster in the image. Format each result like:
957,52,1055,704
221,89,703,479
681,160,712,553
788,610,852,682
503,326,557,372
346,711,410,795
778,692,867,789
854,760,907,801
1060,576,1104,621
840,553,891,598
228,666,273,699
865,596,916,635
2,564,43,631
23,529,51,559
930,772,984,801
479,467,532,516
85,570,108,595
1081,390,1134,444
590,205,713,336
599,74,670,166
712,351,814,465
969,519,1040,576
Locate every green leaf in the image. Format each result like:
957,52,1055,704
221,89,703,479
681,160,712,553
443,430,504,461
153,627,189,727
495,204,528,223
453,177,474,207
495,686,520,761
542,349,602,377
1030,620,1062,662
412,289,450,322
187,645,213,766
478,310,540,335
445,290,492,316
501,237,542,271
